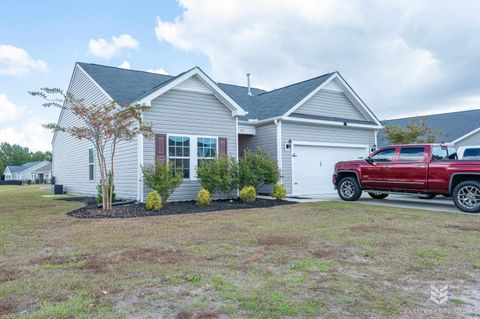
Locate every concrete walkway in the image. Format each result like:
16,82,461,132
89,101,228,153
286,193,471,214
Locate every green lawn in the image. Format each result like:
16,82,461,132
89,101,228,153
0,185,479,318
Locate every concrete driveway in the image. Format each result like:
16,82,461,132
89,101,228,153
290,193,467,214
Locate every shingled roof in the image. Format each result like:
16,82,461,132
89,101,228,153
77,63,339,121
378,109,480,147
5,161,44,173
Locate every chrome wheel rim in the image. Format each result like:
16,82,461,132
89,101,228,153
457,186,480,209
340,181,355,198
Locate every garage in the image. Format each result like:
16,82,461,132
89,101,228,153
292,143,369,195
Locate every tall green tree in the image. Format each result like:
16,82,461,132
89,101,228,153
0,142,52,179
383,117,444,145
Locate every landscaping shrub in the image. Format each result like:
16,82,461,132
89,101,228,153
96,172,116,204
145,191,162,211
240,186,256,202
239,148,280,190
196,188,212,206
271,183,287,199
196,155,239,194
142,160,183,202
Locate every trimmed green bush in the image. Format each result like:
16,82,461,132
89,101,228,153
196,155,239,194
196,188,212,206
239,148,280,190
145,191,162,211
142,160,183,202
271,183,286,199
240,186,256,202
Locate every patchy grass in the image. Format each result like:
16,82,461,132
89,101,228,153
0,185,479,318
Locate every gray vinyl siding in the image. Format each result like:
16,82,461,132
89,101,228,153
454,131,480,148
238,123,277,159
281,122,375,194
143,88,237,201
238,123,277,194
295,89,367,121
53,65,138,199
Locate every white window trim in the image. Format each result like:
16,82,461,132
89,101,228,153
166,134,219,180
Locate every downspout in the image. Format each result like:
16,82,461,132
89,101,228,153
274,119,283,182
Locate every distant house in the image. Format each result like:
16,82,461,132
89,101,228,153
32,162,52,184
378,109,480,148
52,62,382,200
4,161,51,183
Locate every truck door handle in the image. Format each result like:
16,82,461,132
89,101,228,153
384,165,392,169
415,165,425,168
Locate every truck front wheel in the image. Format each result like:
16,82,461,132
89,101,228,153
452,181,480,213
337,177,362,201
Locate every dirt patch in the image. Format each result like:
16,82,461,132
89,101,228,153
0,298,17,315
66,198,294,219
195,309,220,318
0,268,18,282
445,224,480,232
257,234,310,247
350,224,405,234
177,310,193,319
121,248,189,264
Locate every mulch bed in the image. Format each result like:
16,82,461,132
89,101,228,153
63,197,294,219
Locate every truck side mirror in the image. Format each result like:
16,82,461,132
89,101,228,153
365,157,373,164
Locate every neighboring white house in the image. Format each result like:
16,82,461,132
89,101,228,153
31,162,52,184
52,62,382,200
378,109,480,148
4,161,51,182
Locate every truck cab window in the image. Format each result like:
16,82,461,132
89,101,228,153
370,148,395,162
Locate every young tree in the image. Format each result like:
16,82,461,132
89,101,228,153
30,88,153,210
383,117,443,145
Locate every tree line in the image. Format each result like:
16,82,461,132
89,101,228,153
0,142,52,178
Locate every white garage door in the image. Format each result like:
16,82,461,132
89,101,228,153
293,144,368,195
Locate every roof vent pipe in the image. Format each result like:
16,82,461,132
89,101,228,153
246,73,252,96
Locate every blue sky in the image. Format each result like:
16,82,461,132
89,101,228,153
2,1,480,151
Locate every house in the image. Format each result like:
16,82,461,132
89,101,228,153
32,162,52,184
4,161,51,182
378,109,480,148
52,63,382,200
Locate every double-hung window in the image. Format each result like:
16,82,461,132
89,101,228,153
88,148,94,180
168,136,190,178
197,137,217,166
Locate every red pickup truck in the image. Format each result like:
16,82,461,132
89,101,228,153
333,144,480,213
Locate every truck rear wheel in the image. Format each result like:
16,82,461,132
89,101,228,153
452,181,480,213
338,177,362,201
368,192,389,199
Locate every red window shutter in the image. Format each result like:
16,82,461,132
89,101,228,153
218,137,227,156
155,134,167,164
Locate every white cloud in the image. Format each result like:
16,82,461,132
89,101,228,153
147,68,168,75
0,45,48,76
155,0,480,118
0,94,24,123
118,60,131,69
88,34,139,59
0,117,52,151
